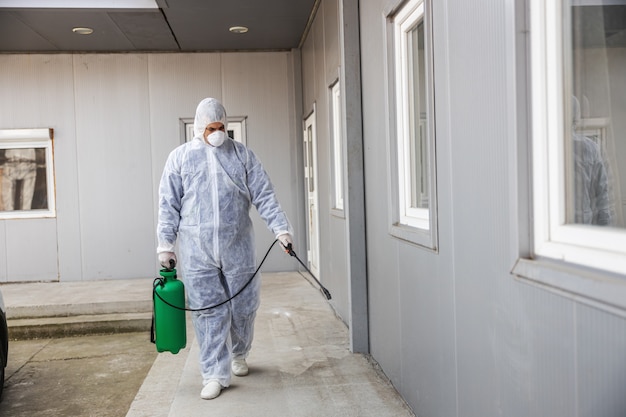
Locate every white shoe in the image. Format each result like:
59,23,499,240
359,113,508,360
201,380,222,400
231,358,249,376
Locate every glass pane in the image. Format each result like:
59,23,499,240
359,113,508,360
408,20,429,210
0,148,48,211
331,83,344,210
307,126,315,193
567,1,626,227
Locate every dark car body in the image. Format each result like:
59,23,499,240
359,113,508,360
0,289,7,400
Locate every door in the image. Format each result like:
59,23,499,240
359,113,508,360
303,109,320,277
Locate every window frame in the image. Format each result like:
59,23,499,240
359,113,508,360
529,0,626,275
515,0,626,311
0,128,56,219
386,0,438,250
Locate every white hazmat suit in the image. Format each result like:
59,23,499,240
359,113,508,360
157,98,293,393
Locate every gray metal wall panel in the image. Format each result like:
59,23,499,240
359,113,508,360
73,54,155,280
446,1,521,415
517,281,576,417
319,0,350,322
577,304,626,417
312,3,333,288
0,54,78,282
358,0,404,379
395,243,457,417
301,34,316,117
54,57,83,283
324,0,341,83
147,53,223,182
6,219,58,281
300,0,351,323
358,0,626,415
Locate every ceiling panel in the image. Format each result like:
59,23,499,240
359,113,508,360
0,0,317,53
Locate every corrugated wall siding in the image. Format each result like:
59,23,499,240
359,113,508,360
356,0,626,416
0,51,302,282
300,0,351,323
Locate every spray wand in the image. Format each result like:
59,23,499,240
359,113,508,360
154,239,331,315
282,242,332,300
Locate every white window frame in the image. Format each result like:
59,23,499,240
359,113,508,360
0,128,56,219
330,79,345,214
387,0,438,250
517,0,626,311
530,0,626,274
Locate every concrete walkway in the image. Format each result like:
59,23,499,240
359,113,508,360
1,272,415,417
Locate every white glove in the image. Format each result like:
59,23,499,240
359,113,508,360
277,233,293,252
158,252,177,269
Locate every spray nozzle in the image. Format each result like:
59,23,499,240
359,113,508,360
282,241,332,301
285,243,296,257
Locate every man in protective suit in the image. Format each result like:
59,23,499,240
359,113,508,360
157,97,293,400
571,96,612,226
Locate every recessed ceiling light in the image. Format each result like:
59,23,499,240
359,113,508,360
72,27,94,35
229,26,248,34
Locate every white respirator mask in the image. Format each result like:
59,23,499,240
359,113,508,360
207,130,227,147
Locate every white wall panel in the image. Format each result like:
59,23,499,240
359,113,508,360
73,54,156,280
148,53,223,178
0,54,77,282
6,219,58,282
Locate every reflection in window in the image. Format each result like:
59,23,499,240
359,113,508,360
0,148,48,211
567,2,626,227
0,128,55,219
306,125,315,193
408,21,429,210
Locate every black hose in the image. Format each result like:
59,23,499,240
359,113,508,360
284,243,331,300
153,239,331,312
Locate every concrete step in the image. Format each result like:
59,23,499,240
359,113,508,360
1,278,157,340
8,311,153,340
6,300,153,320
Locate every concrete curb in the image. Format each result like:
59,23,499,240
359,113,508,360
6,300,153,319
8,312,153,340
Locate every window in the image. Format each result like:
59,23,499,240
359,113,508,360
518,0,626,310
388,0,437,249
330,80,344,213
0,128,55,219
180,117,247,144
529,0,626,275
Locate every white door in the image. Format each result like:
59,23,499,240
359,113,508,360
303,110,320,277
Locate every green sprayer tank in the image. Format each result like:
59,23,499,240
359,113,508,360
153,268,186,354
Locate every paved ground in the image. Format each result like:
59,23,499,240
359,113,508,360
0,333,157,417
0,272,416,417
